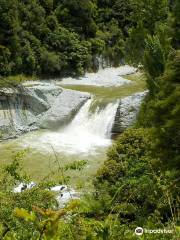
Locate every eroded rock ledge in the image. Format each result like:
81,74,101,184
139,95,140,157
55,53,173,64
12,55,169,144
0,84,90,140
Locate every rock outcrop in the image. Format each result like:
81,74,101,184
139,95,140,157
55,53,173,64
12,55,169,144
112,91,148,136
0,83,90,139
40,89,90,129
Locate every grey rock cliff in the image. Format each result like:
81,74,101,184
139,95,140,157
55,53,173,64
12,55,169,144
0,83,90,139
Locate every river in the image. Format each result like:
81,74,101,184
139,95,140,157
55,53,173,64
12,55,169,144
0,66,146,191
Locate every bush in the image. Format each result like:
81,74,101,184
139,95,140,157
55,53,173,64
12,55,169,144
95,128,179,228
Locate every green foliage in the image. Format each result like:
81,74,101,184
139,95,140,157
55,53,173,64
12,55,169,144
94,128,179,238
130,0,168,34
55,0,98,38
14,202,79,240
125,0,169,65
0,152,58,239
0,46,12,76
138,50,180,167
171,0,180,48
112,0,132,32
0,0,173,81
0,0,179,239
90,38,105,55
0,74,37,88
65,160,87,171
96,19,125,66
0,0,134,82
125,2,180,237
144,35,166,80
40,50,63,75
95,129,156,221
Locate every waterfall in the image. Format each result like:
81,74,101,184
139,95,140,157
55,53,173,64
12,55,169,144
23,99,118,155
66,99,118,138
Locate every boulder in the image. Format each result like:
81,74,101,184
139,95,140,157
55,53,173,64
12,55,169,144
112,91,148,135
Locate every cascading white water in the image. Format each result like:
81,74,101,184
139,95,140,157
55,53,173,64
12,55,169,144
23,98,118,155
67,99,117,138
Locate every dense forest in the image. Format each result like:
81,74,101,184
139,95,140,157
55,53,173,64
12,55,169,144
0,0,133,78
0,0,180,239
0,0,176,79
